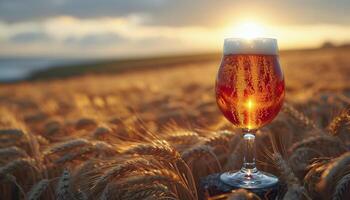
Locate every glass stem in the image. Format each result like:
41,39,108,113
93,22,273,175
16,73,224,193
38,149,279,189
242,131,257,174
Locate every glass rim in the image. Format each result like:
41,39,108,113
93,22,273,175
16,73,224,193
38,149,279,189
224,37,277,42
223,37,278,55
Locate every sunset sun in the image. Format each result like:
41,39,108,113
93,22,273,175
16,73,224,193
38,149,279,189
1,1,350,199
225,20,267,39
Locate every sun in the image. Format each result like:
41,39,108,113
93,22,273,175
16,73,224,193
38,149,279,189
225,20,266,39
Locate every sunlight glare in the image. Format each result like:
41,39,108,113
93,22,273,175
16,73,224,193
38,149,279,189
246,98,255,111
245,98,255,130
226,21,266,39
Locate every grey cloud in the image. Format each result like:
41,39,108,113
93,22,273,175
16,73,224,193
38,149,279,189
63,33,181,48
135,36,182,46
0,0,163,22
0,0,349,26
9,31,51,43
64,33,125,46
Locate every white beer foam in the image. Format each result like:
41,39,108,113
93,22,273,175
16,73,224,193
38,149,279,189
223,38,278,55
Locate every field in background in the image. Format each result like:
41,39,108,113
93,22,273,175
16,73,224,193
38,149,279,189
0,47,350,199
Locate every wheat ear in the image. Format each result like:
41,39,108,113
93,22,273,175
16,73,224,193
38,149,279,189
118,169,193,199
332,173,350,200
1,174,26,198
123,142,180,161
165,131,200,145
44,138,91,156
318,152,350,192
204,134,231,148
121,184,176,200
56,169,73,200
273,153,300,185
182,144,222,170
289,136,346,156
92,158,150,196
27,179,50,200
0,129,25,138
0,158,37,176
327,106,350,135
0,146,28,161
283,103,318,129
54,146,94,164
273,153,310,199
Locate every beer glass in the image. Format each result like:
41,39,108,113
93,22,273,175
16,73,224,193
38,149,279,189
215,38,284,188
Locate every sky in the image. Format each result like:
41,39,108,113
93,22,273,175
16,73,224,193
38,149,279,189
0,0,350,58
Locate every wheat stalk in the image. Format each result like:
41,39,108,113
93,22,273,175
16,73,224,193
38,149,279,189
35,135,50,145
332,173,350,200
68,159,120,196
99,182,114,200
327,106,350,135
118,169,194,199
1,174,26,198
181,144,217,162
0,158,37,176
91,126,112,139
282,184,307,200
121,184,176,200
318,152,350,193
75,190,88,200
0,129,25,138
56,169,73,200
283,103,318,129
0,146,28,161
75,118,97,130
54,146,94,164
272,153,311,200
54,140,118,164
92,141,118,155
123,141,180,161
165,131,200,145
288,147,322,179
289,136,346,157
204,134,230,148
92,158,151,195
273,153,300,185
44,138,91,156
184,144,221,166
27,179,50,200
303,158,330,198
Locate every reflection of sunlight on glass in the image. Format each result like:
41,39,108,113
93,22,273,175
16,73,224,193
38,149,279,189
226,21,266,39
245,98,255,130
246,98,254,110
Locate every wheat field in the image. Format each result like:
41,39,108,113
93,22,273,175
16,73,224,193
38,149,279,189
0,47,350,200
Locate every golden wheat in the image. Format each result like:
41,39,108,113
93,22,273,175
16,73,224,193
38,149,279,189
124,142,181,162
117,169,194,199
27,179,50,200
120,183,175,200
92,158,153,196
1,48,350,199
56,169,73,200
332,173,350,200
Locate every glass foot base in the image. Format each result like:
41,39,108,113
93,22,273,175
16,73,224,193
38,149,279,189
220,169,279,189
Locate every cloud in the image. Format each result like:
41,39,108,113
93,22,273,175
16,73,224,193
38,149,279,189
64,33,125,46
0,2,350,58
9,31,51,43
0,15,221,57
0,0,350,26
0,0,161,23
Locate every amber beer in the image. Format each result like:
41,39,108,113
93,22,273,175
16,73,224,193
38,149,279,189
216,38,283,189
215,53,285,130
